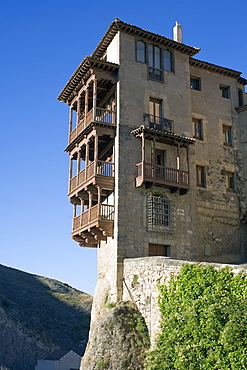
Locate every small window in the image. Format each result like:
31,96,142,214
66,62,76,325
223,125,232,146
193,118,203,140
196,165,206,187
204,244,211,256
164,50,173,72
190,76,201,91
220,85,230,99
149,243,170,257
137,40,146,63
226,172,235,191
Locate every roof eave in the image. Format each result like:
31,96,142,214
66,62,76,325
92,18,200,59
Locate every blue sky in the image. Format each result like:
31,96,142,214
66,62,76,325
1,0,246,295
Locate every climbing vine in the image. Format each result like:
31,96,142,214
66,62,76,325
145,264,247,370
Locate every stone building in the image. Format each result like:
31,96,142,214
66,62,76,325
58,19,247,308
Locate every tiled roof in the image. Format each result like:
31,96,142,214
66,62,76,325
92,18,200,60
190,57,246,82
131,126,195,144
236,105,247,113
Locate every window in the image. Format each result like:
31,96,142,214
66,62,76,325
164,50,173,72
136,40,146,63
223,125,232,146
238,89,244,107
190,76,201,91
193,118,203,140
147,194,174,233
196,165,206,187
148,45,162,81
220,85,230,99
204,244,211,256
226,172,235,191
149,243,170,257
149,98,162,126
136,41,174,79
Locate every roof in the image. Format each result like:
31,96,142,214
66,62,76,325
57,58,119,103
236,105,247,113
131,126,195,145
44,349,72,360
190,57,247,84
92,18,200,59
57,19,200,104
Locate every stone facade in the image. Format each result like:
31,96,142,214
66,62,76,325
58,19,247,326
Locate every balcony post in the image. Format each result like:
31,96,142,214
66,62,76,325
186,145,190,185
77,149,81,187
77,96,81,125
152,137,156,179
85,141,89,178
141,132,145,180
93,78,97,121
97,186,102,219
94,134,98,175
85,88,88,117
80,198,84,226
177,143,180,186
88,191,93,222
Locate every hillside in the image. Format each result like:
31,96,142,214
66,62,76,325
0,264,93,370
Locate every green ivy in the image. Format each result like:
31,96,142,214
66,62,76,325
145,264,247,370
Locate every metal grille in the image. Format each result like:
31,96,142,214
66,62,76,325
148,194,174,233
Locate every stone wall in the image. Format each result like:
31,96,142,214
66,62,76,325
122,257,247,344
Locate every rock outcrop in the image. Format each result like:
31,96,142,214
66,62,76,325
80,301,150,370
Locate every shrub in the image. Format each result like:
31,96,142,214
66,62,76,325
145,264,247,370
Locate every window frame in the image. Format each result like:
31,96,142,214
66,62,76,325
219,85,230,99
222,125,232,147
136,40,174,81
196,165,206,188
226,171,236,192
190,76,201,91
192,118,203,140
163,49,174,72
136,40,146,63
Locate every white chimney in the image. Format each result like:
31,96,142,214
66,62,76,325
173,21,182,43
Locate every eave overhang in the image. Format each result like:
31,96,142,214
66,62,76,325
190,57,246,82
92,18,200,59
131,126,195,146
65,121,116,153
236,105,247,113
57,58,119,103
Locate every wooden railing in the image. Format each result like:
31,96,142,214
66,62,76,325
69,161,114,193
72,204,114,231
69,108,116,143
136,162,189,187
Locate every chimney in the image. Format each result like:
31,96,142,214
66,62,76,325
173,21,182,43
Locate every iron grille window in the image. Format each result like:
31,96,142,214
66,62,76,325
148,194,174,233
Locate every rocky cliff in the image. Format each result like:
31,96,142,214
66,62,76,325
0,264,92,370
80,301,150,370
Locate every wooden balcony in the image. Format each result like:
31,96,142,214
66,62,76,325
69,108,116,144
69,160,114,197
72,204,114,247
136,162,189,190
